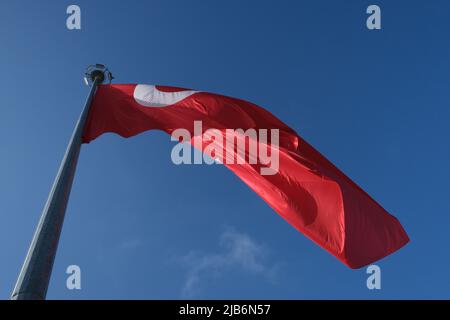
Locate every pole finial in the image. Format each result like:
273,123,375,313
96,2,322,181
84,64,113,86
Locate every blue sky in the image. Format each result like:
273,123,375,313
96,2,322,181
1,0,449,299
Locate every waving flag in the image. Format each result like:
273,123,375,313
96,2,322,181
83,84,409,268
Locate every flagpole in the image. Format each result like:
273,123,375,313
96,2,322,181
11,65,113,300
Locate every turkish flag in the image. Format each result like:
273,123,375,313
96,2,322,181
83,84,409,268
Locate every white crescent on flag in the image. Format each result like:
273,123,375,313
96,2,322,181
133,84,198,107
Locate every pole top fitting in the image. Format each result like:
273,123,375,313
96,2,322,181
84,64,114,86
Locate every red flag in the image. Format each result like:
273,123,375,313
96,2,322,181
83,84,409,268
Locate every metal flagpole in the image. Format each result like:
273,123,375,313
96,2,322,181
11,64,113,300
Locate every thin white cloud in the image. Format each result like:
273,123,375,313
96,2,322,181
177,227,279,298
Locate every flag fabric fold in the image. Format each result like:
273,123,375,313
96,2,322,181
83,84,409,268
